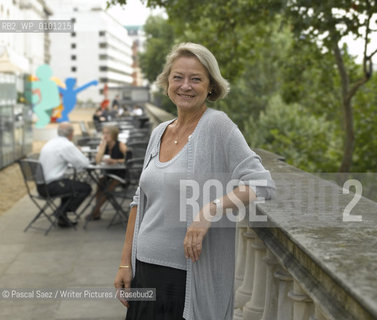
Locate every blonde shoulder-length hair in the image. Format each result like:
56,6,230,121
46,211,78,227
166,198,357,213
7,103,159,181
155,42,230,102
103,124,119,141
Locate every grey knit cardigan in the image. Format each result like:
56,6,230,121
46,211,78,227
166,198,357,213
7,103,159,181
130,107,275,320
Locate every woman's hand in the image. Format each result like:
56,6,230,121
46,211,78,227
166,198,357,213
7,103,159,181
114,267,132,308
183,204,213,262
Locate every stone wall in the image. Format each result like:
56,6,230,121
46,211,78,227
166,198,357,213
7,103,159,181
234,149,377,320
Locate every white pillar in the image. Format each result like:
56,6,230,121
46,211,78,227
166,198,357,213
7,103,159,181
274,268,293,320
234,228,256,309
260,249,279,320
242,236,267,320
234,220,248,291
288,280,314,320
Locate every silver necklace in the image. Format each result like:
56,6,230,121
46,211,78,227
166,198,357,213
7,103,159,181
172,109,205,145
173,130,193,145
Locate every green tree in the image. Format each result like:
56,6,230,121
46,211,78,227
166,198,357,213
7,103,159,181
352,74,377,171
139,0,377,172
281,1,377,172
217,20,292,133
145,0,283,82
138,15,175,83
137,15,177,113
108,0,377,173
249,94,342,172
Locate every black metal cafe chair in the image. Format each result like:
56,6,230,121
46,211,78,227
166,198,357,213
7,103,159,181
76,137,101,148
18,158,78,235
104,158,144,229
126,132,150,145
126,141,148,159
79,121,90,137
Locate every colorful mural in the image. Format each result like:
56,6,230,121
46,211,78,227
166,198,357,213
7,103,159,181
30,64,98,128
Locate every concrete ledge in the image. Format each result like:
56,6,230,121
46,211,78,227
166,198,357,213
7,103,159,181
255,149,377,319
144,103,175,127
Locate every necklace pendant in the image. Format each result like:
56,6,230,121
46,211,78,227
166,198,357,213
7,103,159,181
174,140,178,144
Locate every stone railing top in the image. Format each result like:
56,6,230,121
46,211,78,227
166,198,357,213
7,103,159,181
145,103,175,127
255,149,377,318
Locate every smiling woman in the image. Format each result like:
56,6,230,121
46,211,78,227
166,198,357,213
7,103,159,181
113,42,275,320
167,56,210,112
156,42,229,101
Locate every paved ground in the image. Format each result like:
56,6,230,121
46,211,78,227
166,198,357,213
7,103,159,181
0,192,129,320
0,104,174,320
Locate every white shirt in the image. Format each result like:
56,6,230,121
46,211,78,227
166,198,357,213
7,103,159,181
39,136,90,184
131,108,143,116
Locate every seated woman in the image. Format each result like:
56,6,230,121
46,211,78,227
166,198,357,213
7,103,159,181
86,124,127,220
92,107,106,122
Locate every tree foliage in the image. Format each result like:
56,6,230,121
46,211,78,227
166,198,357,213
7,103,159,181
108,0,377,172
281,0,377,172
248,94,342,172
216,20,291,133
138,16,175,83
352,75,377,172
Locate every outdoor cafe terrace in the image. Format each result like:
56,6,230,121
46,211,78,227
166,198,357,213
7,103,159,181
0,103,376,320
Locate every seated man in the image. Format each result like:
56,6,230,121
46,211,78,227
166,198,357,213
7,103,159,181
38,123,92,227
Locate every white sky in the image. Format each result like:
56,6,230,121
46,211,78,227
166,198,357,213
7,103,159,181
107,0,166,26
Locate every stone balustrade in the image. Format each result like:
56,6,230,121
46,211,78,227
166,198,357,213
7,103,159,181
234,149,377,320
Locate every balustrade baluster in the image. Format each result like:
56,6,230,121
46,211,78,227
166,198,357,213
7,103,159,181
234,228,256,309
242,236,267,320
288,280,314,320
235,220,248,291
274,268,293,320
233,228,256,319
260,249,279,320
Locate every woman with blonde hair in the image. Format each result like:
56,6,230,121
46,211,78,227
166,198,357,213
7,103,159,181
86,124,127,220
114,42,275,319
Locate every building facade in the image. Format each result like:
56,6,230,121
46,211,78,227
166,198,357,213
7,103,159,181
0,0,51,74
49,1,134,104
125,25,145,87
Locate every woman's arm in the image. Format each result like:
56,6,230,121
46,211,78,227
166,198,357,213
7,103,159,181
119,141,128,156
184,185,256,262
95,138,107,164
114,205,137,307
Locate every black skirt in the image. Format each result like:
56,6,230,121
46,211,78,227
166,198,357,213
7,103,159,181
125,259,187,320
